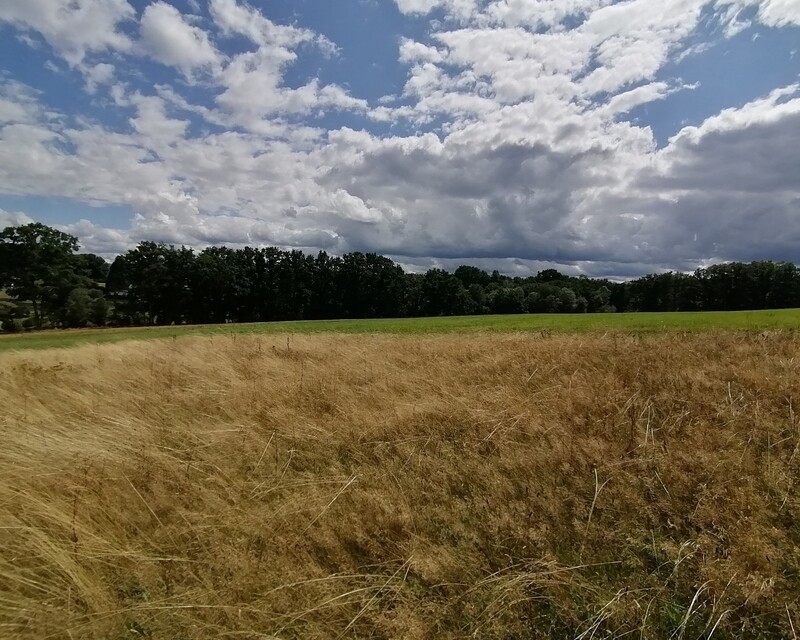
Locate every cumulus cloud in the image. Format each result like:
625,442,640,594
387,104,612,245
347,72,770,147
60,219,132,256
652,85,800,194
742,0,800,27
207,0,362,128
0,80,48,126
82,63,116,95
215,51,367,123
139,1,221,74
0,209,34,229
0,0,797,274
209,0,331,51
128,94,190,147
614,86,800,263
0,0,133,65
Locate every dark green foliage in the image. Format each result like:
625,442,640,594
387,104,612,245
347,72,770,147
535,268,565,283
489,286,525,314
322,251,404,319
1,318,23,332
588,285,612,312
454,265,491,288
556,287,578,312
4,223,800,332
0,300,26,332
420,269,474,316
90,294,109,327
74,253,111,281
0,223,81,328
467,283,489,314
188,246,248,323
0,223,109,330
63,287,93,328
626,262,800,312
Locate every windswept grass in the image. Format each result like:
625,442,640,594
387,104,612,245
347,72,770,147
1,307,800,352
1,332,800,638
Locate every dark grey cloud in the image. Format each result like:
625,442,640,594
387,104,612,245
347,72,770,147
646,112,800,195
321,140,615,262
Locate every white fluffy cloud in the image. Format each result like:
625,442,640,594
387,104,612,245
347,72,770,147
215,50,367,124
139,1,221,74
0,209,34,229
0,0,133,65
757,0,800,26
209,0,330,51
206,0,361,129
0,80,48,126
0,0,797,274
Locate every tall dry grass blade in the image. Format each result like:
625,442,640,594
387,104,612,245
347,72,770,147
2,332,799,638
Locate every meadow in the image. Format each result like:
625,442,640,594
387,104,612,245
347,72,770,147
1,307,799,352
2,329,800,638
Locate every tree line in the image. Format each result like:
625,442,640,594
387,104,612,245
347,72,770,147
2,222,800,331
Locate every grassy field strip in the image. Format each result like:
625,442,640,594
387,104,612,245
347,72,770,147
0,308,799,351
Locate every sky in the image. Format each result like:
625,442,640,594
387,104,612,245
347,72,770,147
0,0,798,278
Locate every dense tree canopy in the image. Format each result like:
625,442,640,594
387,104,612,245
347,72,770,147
103,242,800,326
3,223,800,331
0,223,107,329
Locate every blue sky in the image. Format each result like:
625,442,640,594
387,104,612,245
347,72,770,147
0,0,798,276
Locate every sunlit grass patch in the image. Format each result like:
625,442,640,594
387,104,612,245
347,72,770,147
1,308,799,352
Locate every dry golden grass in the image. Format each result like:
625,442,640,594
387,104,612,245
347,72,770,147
1,332,799,639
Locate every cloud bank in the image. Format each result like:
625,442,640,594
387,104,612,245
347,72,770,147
0,0,798,275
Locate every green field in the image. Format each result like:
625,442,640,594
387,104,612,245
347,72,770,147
1,308,799,352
